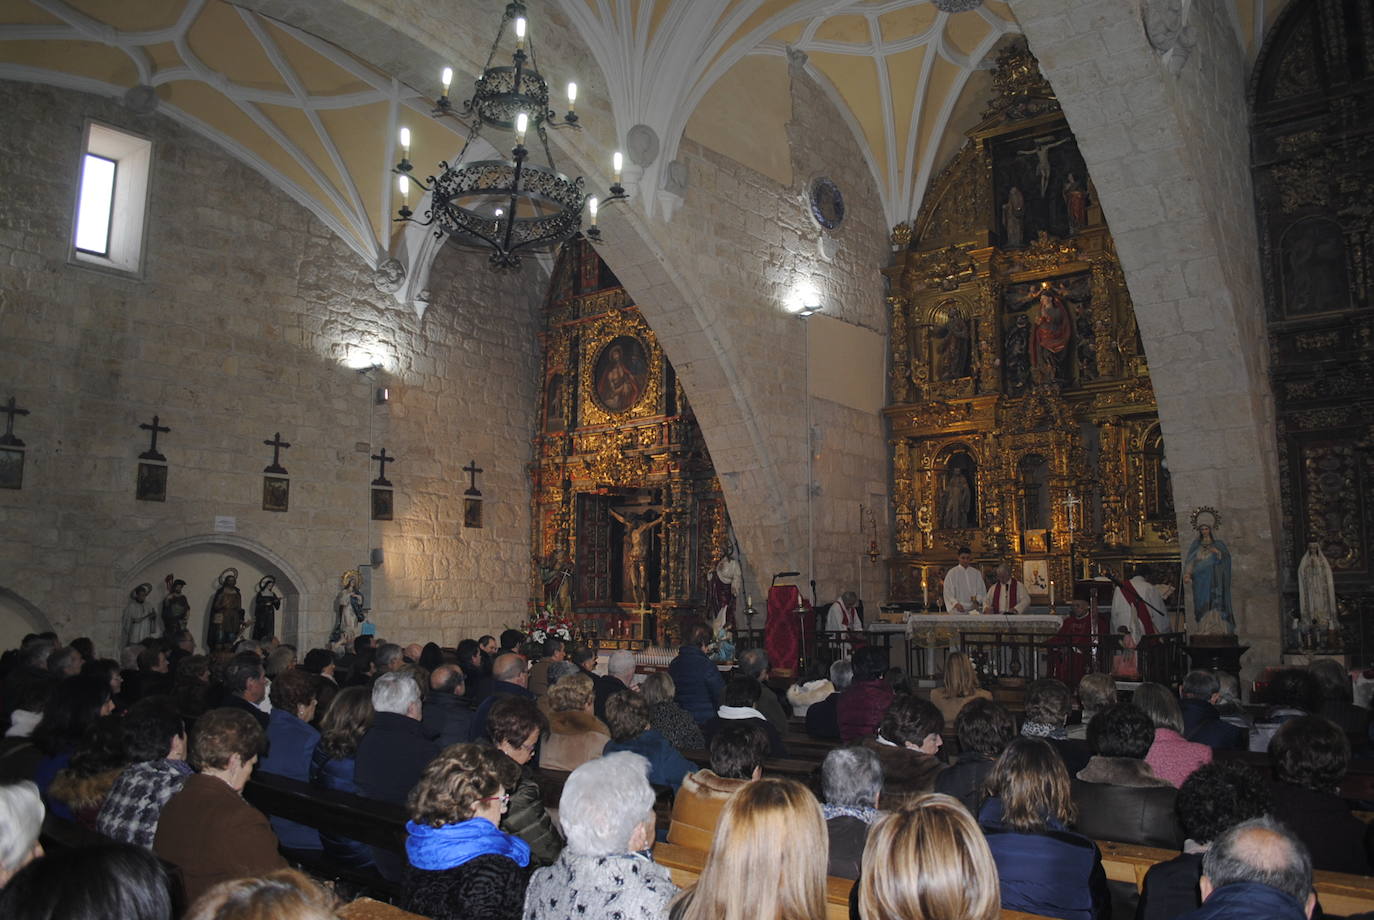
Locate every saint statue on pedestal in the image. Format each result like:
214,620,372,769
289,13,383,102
1298,541,1337,632
1182,509,1234,635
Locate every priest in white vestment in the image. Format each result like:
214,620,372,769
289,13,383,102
1110,575,1170,641
986,565,1030,615
942,547,987,613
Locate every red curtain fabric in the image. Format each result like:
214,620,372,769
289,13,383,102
765,585,813,677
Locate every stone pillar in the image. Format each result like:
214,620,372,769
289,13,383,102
1012,0,1282,672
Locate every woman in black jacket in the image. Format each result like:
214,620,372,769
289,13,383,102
935,698,1016,815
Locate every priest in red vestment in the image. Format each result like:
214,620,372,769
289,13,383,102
1047,599,1105,689
765,584,813,678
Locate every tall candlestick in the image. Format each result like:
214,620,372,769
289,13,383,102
1050,580,1055,607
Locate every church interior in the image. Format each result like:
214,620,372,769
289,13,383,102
0,0,1370,682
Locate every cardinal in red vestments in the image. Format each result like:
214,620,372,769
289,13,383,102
1047,599,1106,689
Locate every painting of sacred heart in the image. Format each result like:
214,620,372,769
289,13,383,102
136,462,167,502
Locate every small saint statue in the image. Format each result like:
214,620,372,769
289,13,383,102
1298,541,1337,633
252,576,282,642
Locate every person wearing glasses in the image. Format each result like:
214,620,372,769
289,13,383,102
401,743,532,920
486,695,565,867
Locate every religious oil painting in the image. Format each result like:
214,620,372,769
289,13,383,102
464,497,483,529
371,487,393,521
262,476,289,513
592,335,649,413
1023,560,1050,595
0,447,22,490
136,461,167,502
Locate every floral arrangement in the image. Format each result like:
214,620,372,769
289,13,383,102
526,607,575,644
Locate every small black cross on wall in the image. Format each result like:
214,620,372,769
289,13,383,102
0,397,30,448
372,448,395,487
138,415,170,461
463,459,483,496
263,432,291,474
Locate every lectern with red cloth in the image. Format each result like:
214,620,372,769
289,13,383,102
764,584,813,678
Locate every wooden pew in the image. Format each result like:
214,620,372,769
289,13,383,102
337,898,427,920
1214,748,1374,802
653,841,1054,920
1094,839,1374,917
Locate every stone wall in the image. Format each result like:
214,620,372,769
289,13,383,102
0,81,542,652
1012,0,1282,670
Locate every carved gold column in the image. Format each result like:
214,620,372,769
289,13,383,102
889,295,912,404
1098,417,1128,547
892,438,916,554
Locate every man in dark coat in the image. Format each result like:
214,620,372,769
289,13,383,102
805,660,851,740
421,665,473,747
1179,670,1248,750
220,652,269,730
836,646,893,743
669,626,724,724
470,653,535,742
1173,818,1315,920
593,650,636,723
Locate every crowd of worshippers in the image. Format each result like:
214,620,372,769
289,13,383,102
1,624,1374,920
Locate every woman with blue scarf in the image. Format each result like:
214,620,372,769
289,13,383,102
401,743,532,920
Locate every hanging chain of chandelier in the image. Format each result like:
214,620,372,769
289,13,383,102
391,1,626,269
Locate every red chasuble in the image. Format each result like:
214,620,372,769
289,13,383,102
765,585,813,678
1047,609,1105,689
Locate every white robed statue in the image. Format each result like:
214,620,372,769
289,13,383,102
1298,541,1337,631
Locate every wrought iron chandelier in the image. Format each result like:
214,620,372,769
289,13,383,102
392,2,625,269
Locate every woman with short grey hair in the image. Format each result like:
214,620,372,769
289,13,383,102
0,781,44,889
522,752,677,920
821,746,883,880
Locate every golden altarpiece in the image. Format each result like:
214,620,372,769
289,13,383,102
884,43,1180,608
529,238,730,646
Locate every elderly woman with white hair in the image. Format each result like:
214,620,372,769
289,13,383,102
0,781,44,889
821,746,884,880
522,752,678,920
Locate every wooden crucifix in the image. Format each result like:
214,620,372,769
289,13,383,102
1,397,31,448
372,448,395,487
463,459,483,496
263,432,291,474
136,415,170,461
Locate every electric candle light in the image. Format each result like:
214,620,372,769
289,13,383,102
515,112,528,146
440,67,453,99
398,126,410,161
588,196,598,227
397,174,409,205
612,151,623,183
567,82,577,114
515,16,526,50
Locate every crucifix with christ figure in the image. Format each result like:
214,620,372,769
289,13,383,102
139,417,170,461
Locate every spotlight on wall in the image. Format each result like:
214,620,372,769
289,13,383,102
785,283,823,318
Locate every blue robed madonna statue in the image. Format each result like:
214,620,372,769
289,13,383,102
1182,508,1234,634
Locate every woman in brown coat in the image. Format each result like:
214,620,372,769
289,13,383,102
539,673,611,773
154,707,287,903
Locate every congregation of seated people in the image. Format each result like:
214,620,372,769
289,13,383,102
5,623,1374,920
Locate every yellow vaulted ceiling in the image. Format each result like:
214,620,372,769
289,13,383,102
0,0,469,265
0,0,1296,261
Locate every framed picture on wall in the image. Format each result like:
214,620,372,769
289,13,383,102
371,488,393,521
136,462,167,502
1022,559,1050,595
463,497,482,529
262,476,289,512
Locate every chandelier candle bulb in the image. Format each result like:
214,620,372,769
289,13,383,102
397,174,409,204
515,112,528,146
588,196,598,226
398,127,410,163
613,151,623,183
567,82,577,110
515,16,526,50
440,67,453,98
